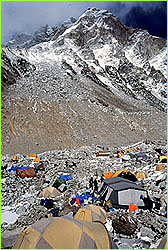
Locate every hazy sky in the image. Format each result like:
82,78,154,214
1,1,167,43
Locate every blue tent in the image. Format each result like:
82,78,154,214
136,152,147,161
59,175,73,181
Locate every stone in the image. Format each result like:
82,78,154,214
140,227,156,239
16,206,26,215
118,243,133,249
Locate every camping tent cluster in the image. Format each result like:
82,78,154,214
9,153,42,178
12,203,167,249
1,141,167,249
13,205,118,249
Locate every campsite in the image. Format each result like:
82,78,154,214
1,140,167,249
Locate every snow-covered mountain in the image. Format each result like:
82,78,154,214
5,24,58,49
1,8,167,154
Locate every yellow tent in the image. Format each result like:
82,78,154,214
34,157,41,163
136,172,146,180
160,155,167,161
126,149,132,153
118,150,125,155
13,217,114,249
39,187,61,199
12,155,19,161
74,205,107,224
113,169,137,182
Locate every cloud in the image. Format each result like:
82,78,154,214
1,1,166,43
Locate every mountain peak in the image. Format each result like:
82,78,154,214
6,25,58,49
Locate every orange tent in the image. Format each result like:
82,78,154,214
104,172,114,179
34,157,41,163
29,153,37,158
156,165,166,171
129,204,139,212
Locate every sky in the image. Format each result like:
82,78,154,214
1,1,167,43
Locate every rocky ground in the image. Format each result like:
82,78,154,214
1,62,167,155
1,140,167,249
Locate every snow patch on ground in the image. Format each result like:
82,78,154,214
1,207,19,225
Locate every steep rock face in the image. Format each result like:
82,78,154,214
1,47,36,91
52,17,77,41
1,8,167,154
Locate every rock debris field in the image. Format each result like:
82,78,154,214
1,140,167,249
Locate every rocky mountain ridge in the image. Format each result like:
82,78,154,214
1,8,167,155
6,24,58,49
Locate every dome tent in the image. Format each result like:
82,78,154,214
98,177,148,209
74,204,107,223
39,187,61,199
104,171,114,179
12,155,19,162
112,169,137,182
136,171,146,180
13,216,118,249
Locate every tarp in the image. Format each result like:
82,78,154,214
129,153,136,159
71,193,97,206
121,155,131,161
16,168,36,178
156,165,166,171
13,217,116,249
129,204,139,212
118,150,125,155
126,149,132,153
53,178,66,191
59,175,73,181
160,155,167,161
96,151,111,157
34,158,41,163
